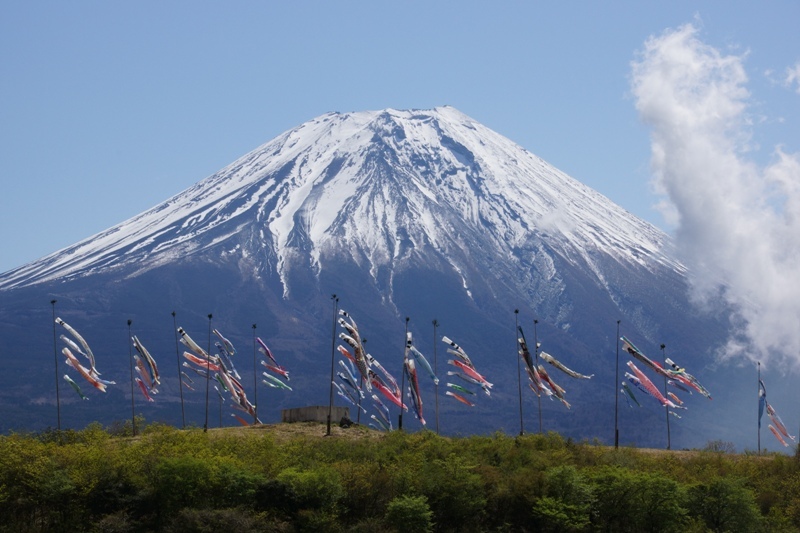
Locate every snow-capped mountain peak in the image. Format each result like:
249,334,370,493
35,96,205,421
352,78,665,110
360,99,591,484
3,107,740,451
0,106,678,295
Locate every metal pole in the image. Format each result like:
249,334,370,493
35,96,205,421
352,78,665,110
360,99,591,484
515,310,523,436
172,311,185,429
128,319,136,437
204,313,212,432
662,343,671,450
252,324,258,425
326,294,338,436
615,320,621,449
432,319,440,435
356,338,366,424
51,299,61,432
758,362,762,454
533,319,542,434
398,317,409,430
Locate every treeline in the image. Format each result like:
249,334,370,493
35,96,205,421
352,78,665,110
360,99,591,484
1,421,799,533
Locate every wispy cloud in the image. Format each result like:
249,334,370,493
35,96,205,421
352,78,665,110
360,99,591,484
631,23,800,369
786,62,800,94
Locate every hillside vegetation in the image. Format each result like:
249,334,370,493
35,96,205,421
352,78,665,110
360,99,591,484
1,421,798,532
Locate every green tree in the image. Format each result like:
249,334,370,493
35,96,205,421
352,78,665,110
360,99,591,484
385,495,434,533
420,453,486,531
153,456,214,513
254,478,299,517
687,477,763,533
210,459,265,508
591,466,687,533
532,465,594,532
629,471,687,533
276,466,344,511
164,508,280,533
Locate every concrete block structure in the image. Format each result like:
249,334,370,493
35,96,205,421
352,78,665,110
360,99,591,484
281,405,350,423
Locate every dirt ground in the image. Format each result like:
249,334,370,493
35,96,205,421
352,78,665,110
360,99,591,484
207,420,388,442
206,422,775,462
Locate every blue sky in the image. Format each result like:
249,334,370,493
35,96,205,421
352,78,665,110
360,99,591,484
1,1,798,279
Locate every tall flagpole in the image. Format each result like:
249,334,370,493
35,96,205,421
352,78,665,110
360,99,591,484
128,319,136,437
615,319,621,449
661,343,671,450
204,313,212,433
515,310,523,436
51,299,61,432
326,294,338,436
758,361,761,454
398,317,409,430
357,338,366,424
172,311,185,429
252,324,258,425
533,319,542,434
432,319,440,435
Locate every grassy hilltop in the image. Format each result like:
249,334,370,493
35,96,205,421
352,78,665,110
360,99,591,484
1,421,798,532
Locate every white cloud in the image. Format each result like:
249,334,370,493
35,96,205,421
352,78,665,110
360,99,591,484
631,24,800,370
786,62,800,94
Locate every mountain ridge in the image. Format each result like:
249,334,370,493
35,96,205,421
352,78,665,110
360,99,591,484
0,106,679,300
0,106,747,450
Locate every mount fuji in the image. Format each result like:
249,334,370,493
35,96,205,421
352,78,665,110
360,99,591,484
0,107,748,449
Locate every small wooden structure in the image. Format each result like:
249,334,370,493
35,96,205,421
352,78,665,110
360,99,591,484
281,405,350,423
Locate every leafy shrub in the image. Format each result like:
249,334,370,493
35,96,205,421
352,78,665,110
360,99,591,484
276,466,344,510
532,465,594,532
4,424,800,532
703,440,737,454
153,456,214,512
420,453,486,531
687,477,763,532
590,466,687,532
385,494,433,533
164,507,287,533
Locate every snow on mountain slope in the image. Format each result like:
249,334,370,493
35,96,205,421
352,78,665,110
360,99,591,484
0,106,680,296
